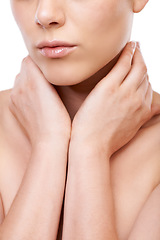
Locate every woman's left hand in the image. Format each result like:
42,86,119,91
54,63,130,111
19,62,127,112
70,42,160,158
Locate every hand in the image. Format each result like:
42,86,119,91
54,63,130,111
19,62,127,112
71,41,160,158
9,56,71,147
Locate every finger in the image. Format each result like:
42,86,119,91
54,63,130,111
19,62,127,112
13,73,21,88
145,82,152,107
20,55,43,80
137,82,152,125
142,82,153,120
137,73,149,98
121,43,147,90
105,41,137,86
20,56,50,91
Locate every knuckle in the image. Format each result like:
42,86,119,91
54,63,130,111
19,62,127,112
101,79,117,96
15,73,21,84
140,62,148,75
134,94,143,109
18,88,24,95
121,58,131,71
21,55,32,68
14,73,21,83
121,88,133,101
105,84,117,96
22,56,28,65
22,55,30,63
15,73,20,79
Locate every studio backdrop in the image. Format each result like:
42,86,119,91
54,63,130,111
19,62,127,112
0,0,160,92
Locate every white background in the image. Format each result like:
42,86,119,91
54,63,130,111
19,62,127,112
0,1,160,92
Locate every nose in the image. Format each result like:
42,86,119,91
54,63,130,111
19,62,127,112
35,0,65,29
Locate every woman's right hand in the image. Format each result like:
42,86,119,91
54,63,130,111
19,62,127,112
9,56,71,147
71,41,160,158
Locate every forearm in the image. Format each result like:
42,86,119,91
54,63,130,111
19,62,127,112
0,139,68,240
62,141,118,240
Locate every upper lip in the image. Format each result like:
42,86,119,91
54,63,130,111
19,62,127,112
37,40,76,49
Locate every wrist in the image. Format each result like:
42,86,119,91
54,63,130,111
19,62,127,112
69,137,111,164
32,136,70,155
71,125,112,159
33,130,70,144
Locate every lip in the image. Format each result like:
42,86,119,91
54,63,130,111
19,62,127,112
37,40,77,58
37,40,76,49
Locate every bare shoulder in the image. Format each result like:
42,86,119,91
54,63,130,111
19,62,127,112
0,88,30,153
114,91,160,157
0,88,12,103
0,89,31,217
0,88,27,133
111,92,160,240
0,89,12,123
0,88,31,176
0,89,12,142
0,89,12,219
111,91,160,192
128,184,160,239
0,89,14,169
0,89,18,148
131,91,160,156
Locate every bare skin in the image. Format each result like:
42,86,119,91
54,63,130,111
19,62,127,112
0,0,160,239
0,91,160,240
0,86,160,240
0,42,160,240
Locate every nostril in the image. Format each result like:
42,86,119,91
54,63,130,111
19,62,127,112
34,10,65,29
49,21,59,25
35,16,41,25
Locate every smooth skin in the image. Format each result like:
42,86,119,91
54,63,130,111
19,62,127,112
62,42,160,240
0,0,160,239
0,42,160,240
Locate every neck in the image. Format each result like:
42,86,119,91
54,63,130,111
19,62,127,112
55,52,121,121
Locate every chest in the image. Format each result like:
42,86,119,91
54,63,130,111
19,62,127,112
0,128,159,240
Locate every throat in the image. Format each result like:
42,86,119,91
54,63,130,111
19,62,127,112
55,51,121,121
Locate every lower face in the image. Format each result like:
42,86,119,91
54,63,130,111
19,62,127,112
10,0,134,86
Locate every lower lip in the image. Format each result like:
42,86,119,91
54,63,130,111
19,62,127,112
39,46,77,58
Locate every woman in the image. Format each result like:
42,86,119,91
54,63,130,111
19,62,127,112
0,0,160,239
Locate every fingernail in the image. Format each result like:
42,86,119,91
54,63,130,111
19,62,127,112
131,41,136,49
131,41,136,54
137,41,141,49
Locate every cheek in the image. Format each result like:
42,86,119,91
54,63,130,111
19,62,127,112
10,1,35,44
10,1,26,29
85,0,131,40
80,1,120,32
81,0,133,58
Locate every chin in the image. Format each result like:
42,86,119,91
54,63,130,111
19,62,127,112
41,69,87,86
33,43,125,87
38,59,114,87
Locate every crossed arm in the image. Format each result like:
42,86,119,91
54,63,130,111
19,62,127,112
61,136,160,240
1,41,160,239
1,136,159,240
62,140,118,240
